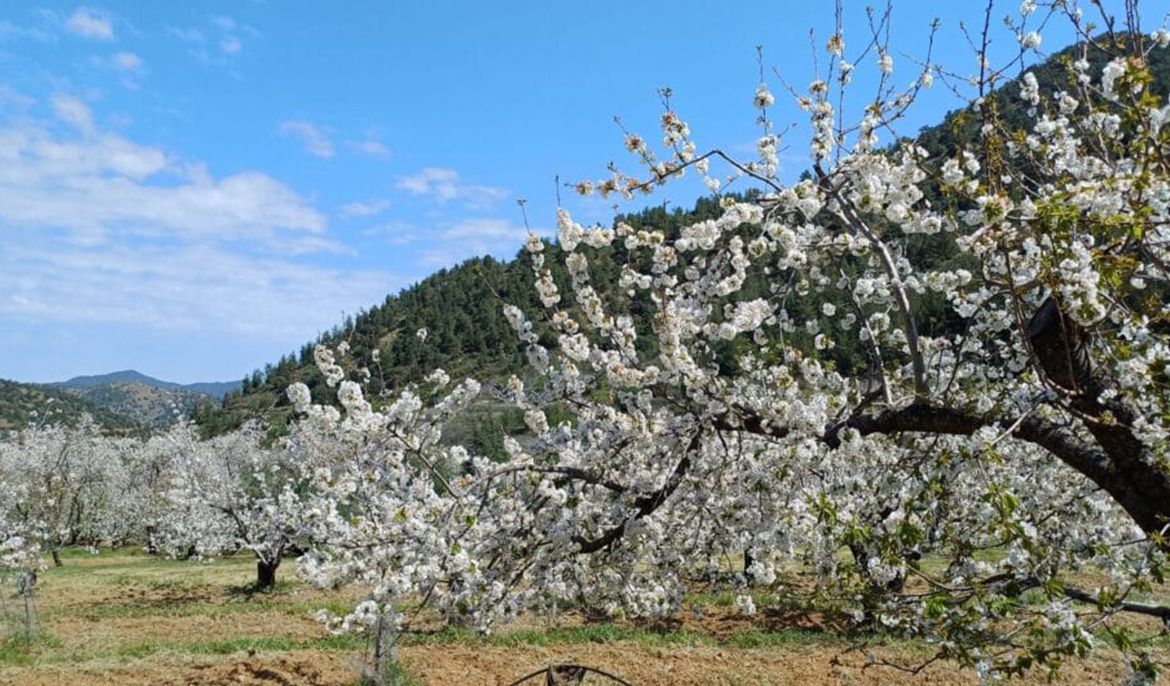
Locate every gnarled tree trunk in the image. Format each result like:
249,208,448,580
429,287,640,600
1027,297,1170,541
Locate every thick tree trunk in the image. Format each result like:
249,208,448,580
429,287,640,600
256,556,280,591
51,549,62,568
1027,298,1170,540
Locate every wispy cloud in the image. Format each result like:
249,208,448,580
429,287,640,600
208,15,237,32
339,200,392,218
50,94,95,134
279,120,334,158
0,19,57,42
112,51,143,71
0,85,35,112
167,26,204,43
1,243,393,337
367,217,541,268
168,15,257,64
64,8,113,40
395,167,507,208
346,138,390,159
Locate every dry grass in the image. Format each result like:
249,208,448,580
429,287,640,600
0,549,1164,686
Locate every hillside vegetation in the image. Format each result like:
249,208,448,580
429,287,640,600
197,39,1170,441
0,379,140,433
62,382,212,429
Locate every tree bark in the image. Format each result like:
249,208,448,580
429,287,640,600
371,608,401,686
51,549,62,568
256,556,280,591
1026,298,1170,540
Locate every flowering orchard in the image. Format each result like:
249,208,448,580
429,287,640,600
3,1,1170,683
289,2,1170,682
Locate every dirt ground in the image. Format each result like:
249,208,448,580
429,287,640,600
0,550,1165,686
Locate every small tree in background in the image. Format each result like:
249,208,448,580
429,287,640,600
155,422,315,591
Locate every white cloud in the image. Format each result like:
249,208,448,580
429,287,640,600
50,94,94,134
347,138,391,159
0,99,393,343
279,120,334,158
65,8,113,40
367,217,542,268
0,242,394,337
169,16,256,65
0,104,328,247
340,200,392,218
112,51,143,72
395,167,507,208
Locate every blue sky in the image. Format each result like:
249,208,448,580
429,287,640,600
0,1,1143,384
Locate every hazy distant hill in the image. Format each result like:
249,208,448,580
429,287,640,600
47,370,240,429
0,370,243,433
55,370,241,400
0,379,141,433
61,382,210,429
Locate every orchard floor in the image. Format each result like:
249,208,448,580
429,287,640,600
0,549,1165,686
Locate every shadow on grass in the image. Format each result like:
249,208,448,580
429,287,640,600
225,579,299,600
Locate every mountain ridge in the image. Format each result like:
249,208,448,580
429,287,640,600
54,370,241,400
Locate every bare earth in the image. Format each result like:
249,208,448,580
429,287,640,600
0,551,1163,686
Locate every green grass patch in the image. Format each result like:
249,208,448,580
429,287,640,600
0,633,62,666
355,662,424,686
79,594,347,622
404,622,839,649
117,634,366,659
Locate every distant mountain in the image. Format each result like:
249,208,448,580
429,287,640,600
0,379,141,434
183,381,241,399
64,382,210,429
55,370,241,400
0,368,237,432
41,370,241,429
56,369,167,389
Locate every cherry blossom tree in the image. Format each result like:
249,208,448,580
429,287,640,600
155,421,315,591
0,418,125,567
293,2,1170,682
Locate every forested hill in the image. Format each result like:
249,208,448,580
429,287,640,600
197,39,1170,437
196,193,730,436
0,379,141,434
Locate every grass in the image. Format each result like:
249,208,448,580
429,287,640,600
117,634,367,659
1,546,1166,685
0,634,61,667
357,662,424,686
0,547,877,672
408,622,854,649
